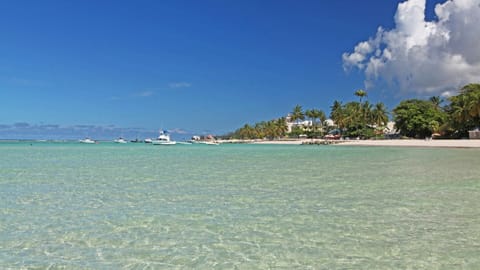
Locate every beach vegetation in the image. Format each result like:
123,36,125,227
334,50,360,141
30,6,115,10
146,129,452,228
429,96,443,111
290,105,305,124
226,83,480,141
354,89,367,103
445,83,480,137
393,99,447,138
229,118,288,140
327,92,389,139
305,108,326,137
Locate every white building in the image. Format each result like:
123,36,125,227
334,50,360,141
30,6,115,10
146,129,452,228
285,114,333,133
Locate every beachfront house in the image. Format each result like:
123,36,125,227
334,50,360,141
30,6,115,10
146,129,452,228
286,114,311,133
384,121,400,139
286,114,334,133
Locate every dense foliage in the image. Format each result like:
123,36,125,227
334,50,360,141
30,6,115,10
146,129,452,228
445,84,480,137
229,118,288,140
393,99,447,138
330,92,388,138
227,83,480,140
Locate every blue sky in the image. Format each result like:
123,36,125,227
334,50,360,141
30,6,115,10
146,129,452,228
1,0,476,139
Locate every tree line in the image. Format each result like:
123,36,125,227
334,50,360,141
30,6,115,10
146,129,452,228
226,83,480,140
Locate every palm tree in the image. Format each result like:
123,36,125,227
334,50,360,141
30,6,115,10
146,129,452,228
354,89,367,103
362,100,373,125
372,102,389,127
449,84,480,125
330,100,343,128
275,117,288,138
239,124,255,139
305,109,315,131
313,109,326,133
462,84,480,119
450,94,470,123
429,96,443,111
343,101,362,128
305,108,326,135
291,105,305,124
255,122,267,139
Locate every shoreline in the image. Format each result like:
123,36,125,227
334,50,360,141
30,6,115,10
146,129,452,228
221,139,480,148
335,139,480,148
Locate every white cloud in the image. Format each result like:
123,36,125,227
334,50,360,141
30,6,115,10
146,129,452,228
441,90,454,97
168,82,191,89
137,90,154,97
343,0,480,95
167,128,189,134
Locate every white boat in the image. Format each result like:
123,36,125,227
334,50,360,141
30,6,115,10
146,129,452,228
203,141,220,145
114,137,127,144
144,138,153,144
79,138,96,144
152,130,176,145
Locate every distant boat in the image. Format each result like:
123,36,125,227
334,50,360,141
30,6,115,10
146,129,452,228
114,137,127,144
144,138,153,144
79,138,96,144
152,130,176,145
130,138,141,143
188,140,219,145
188,135,219,145
201,141,220,145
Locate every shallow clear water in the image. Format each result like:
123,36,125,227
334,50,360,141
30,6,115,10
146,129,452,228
1,142,479,269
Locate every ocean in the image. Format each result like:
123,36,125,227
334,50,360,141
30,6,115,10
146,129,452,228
1,142,479,269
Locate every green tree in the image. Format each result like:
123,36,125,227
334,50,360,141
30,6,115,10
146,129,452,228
371,102,389,127
342,101,364,137
313,109,326,134
305,108,326,137
330,100,344,128
429,96,443,111
447,83,480,137
275,117,288,138
362,100,373,125
393,99,447,138
305,109,315,131
291,105,305,124
462,84,480,120
354,89,367,103
237,124,255,139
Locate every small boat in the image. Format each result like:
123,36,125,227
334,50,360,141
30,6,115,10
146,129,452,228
79,138,96,144
152,130,177,145
114,137,127,144
144,138,153,144
203,141,219,145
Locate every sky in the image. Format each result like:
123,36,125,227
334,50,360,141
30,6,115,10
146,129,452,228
1,0,479,139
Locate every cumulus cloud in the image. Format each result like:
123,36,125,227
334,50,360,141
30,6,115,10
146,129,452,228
343,0,480,95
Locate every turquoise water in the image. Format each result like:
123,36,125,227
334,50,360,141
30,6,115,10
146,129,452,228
1,142,479,269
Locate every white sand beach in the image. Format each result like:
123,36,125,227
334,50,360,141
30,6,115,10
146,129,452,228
245,139,480,148
337,139,480,148
251,140,304,145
